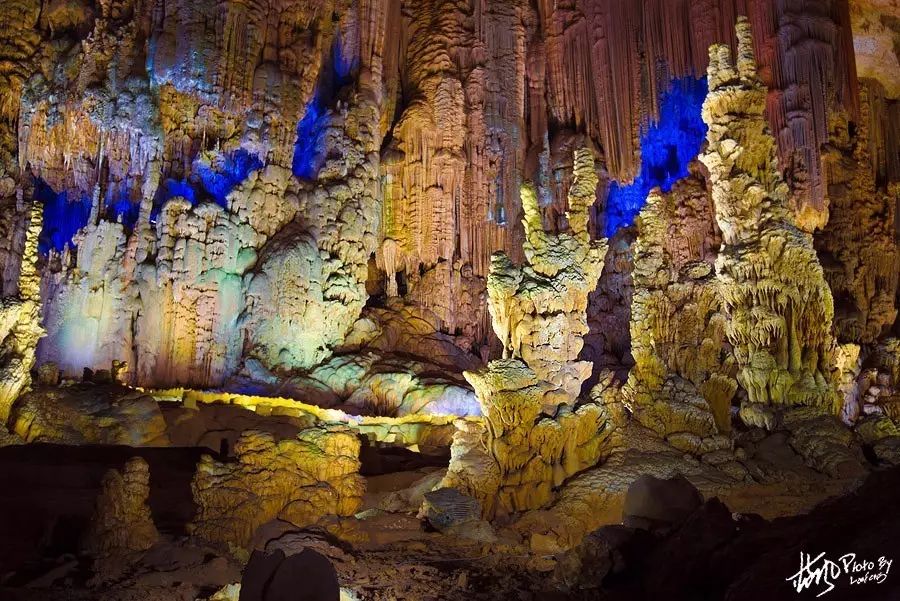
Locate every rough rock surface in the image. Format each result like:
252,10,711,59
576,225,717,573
190,428,364,547
0,196,44,423
852,0,900,97
443,149,613,517
486,148,608,396
623,179,736,454
83,457,159,555
9,385,169,445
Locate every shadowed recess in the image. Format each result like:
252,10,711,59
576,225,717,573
604,77,708,236
106,196,141,230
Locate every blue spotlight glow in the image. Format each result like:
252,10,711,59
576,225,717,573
35,179,92,254
292,34,356,180
106,196,141,229
292,97,329,180
604,77,708,236
154,148,263,219
194,148,263,206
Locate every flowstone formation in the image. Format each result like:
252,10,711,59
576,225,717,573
443,149,613,517
0,195,44,422
4,0,391,389
700,19,840,412
623,178,737,454
243,94,381,372
190,427,364,547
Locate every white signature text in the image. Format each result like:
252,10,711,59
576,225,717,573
786,551,892,597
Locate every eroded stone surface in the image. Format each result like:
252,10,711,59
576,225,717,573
84,457,159,555
444,149,612,517
190,428,364,547
623,178,735,454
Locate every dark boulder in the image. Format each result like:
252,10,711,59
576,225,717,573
240,548,339,601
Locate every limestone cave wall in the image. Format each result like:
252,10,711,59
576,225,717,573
0,0,896,392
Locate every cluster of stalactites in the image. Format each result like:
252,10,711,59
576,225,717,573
700,18,839,411
539,0,749,184
749,0,860,226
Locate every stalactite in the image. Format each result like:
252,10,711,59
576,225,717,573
378,0,526,314
747,0,859,228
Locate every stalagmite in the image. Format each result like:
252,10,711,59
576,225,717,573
623,177,736,454
700,18,840,412
83,457,159,555
442,148,614,517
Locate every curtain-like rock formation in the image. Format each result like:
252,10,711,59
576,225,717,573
749,0,859,227
700,18,840,411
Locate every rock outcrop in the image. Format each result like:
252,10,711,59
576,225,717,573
190,427,364,547
9,385,169,445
